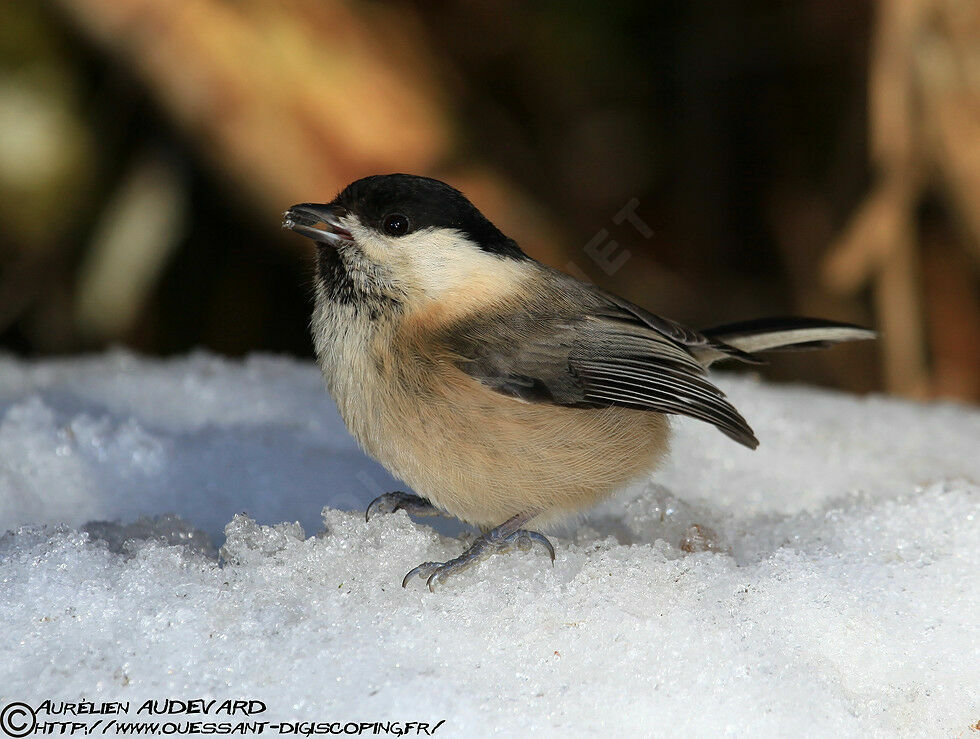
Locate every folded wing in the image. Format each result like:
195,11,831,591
442,269,760,448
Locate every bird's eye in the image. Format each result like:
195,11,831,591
382,213,410,236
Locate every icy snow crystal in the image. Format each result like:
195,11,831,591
0,351,977,736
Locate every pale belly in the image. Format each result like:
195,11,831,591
333,360,670,529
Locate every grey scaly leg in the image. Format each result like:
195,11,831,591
402,513,555,592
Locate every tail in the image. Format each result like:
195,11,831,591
696,317,877,367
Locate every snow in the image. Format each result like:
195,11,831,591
1,350,977,737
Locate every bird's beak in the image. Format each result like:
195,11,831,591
282,203,353,245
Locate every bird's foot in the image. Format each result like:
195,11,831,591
402,520,555,592
365,491,442,522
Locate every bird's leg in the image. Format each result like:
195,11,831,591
365,491,443,522
402,513,555,592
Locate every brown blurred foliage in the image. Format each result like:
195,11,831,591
0,0,976,401
825,0,980,399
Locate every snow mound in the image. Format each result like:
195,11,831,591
1,351,977,736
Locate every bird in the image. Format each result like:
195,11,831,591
283,173,875,591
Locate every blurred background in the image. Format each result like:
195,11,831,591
0,0,977,401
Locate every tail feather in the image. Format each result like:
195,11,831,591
696,317,876,367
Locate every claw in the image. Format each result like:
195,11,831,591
426,569,447,592
518,530,556,562
365,492,441,522
402,524,555,591
402,562,441,588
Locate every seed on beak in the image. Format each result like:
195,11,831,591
282,204,353,245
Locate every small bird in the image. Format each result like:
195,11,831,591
283,174,875,591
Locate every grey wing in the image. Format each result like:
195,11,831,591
445,279,759,449
591,285,764,365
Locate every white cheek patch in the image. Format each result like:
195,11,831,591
342,219,527,305
398,228,527,301
344,218,390,266
402,229,484,295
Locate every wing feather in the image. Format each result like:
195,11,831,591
441,267,759,448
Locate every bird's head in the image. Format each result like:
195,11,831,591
284,174,528,310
